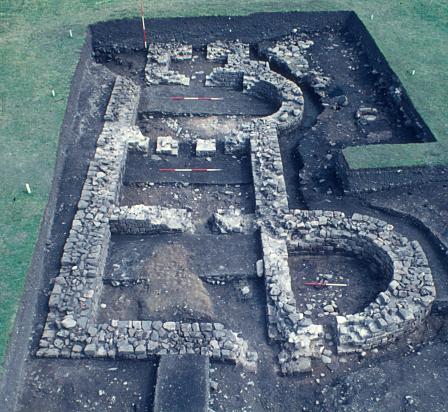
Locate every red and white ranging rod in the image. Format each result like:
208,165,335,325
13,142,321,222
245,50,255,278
140,1,147,48
170,96,224,101
303,281,348,288
159,168,222,172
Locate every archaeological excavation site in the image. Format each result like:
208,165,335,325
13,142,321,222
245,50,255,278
3,11,448,412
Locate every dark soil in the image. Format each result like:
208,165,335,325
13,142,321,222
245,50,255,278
102,233,260,282
323,319,448,412
98,233,261,322
2,11,447,412
16,359,157,412
289,254,388,324
138,114,250,141
140,84,276,116
362,182,448,254
207,278,321,412
124,144,253,185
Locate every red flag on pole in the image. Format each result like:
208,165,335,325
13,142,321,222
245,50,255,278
140,1,147,48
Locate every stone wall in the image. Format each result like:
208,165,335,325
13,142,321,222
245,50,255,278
205,40,304,132
259,34,311,79
259,32,330,98
206,39,436,371
205,41,325,373
145,43,192,86
42,76,140,343
110,205,193,234
261,231,325,373
206,40,250,63
37,75,252,366
250,122,289,231
47,318,246,362
39,39,437,374
223,124,251,155
285,210,435,354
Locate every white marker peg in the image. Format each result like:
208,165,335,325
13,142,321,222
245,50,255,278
69,29,73,38
411,70,416,76
370,14,374,20
51,89,55,97
25,183,31,194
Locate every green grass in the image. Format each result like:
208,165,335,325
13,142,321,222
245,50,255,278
341,0,448,169
0,0,447,367
343,141,448,170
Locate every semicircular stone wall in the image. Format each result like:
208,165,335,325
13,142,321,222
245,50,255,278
205,40,305,132
203,37,436,371
286,210,435,353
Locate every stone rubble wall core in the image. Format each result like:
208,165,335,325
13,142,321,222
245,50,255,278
258,32,331,98
145,43,193,86
210,209,256,234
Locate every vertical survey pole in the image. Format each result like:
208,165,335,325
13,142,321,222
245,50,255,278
140,1,147,49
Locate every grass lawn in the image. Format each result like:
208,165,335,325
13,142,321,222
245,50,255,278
0,0,446,367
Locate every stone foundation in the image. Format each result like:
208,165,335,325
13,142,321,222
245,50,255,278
285,209,435,354
208,38,435,371
156,135,179,156
37,76,251,365
110,205,193,234
196,138,216,157
145,43,192,86
39,38,436,374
